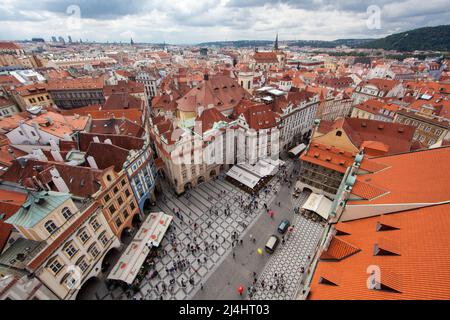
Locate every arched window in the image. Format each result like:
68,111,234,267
62,207,73,220
45,221,58,235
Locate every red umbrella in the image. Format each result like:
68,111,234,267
237,286,244,295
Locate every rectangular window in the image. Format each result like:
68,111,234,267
78,231,90,243
115,218,122,228
125,189,131,197
123,209,129,219
117,196,124,206
49,260,63,274
130,201,136,211
104,194,111,203
90,219,100,231
65,244,77,258
89,245,100,258
66,275,77,289
100,234,109,246
109,204,116,215
79,260,89,273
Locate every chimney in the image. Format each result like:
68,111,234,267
87,156,99,169
51,150,64,162
197,106,205,117
49,139,59,151
32,149,48,162
50,168,69,193
31,122,41,140
45,117,54,125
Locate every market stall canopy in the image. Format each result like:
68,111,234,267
302,193,332,220
226,158,285,189
289,143,306,157
107,212,173,285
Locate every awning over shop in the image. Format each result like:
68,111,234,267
302,193,333,220
107,212,173,285
226,158,285,189
226,166,260,189
289,143,307,157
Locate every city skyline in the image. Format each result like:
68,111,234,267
1,0,450,44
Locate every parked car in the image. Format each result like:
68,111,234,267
265,235,280,253
278,219,290,234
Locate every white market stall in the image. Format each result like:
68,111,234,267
107,212,173,285
302,193,333,221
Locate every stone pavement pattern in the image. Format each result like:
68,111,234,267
250,201,325,300
132,166,288,300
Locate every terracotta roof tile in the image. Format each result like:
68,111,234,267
310,203,450,300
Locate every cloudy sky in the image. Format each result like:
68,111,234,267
0,0,449,44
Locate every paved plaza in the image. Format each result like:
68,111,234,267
250,198,325,300
131,167,286,300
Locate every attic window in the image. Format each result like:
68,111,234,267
339,160,345,166
326,157,332,162
361,122,367,127
336,130,342,137
398,128,404,133
373,243,400,256
378,124,384,130
335,229,350,236
368,272,402,293
314,153,320,158
318,277,338,286
376,222,400,232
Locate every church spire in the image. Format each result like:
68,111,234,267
274,33,279,51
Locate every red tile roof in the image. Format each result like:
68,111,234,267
309,203,450,300
177,75,248,113
353,99,385,115
0,42,21,50
104,93,143,110
47,77,104,91
349,146,450,205
301,143,357,173
320,236,361,261
0,189,27,252
253,52,278,63
195,107,230,134
86,142,130,172
89,118,144,137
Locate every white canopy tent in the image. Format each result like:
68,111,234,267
226,166,260,189
302,193,333,220
107,212,173,285
226,158,285,189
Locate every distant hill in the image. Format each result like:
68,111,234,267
198,25,450,52
197,39,374,48
361,25,450,52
